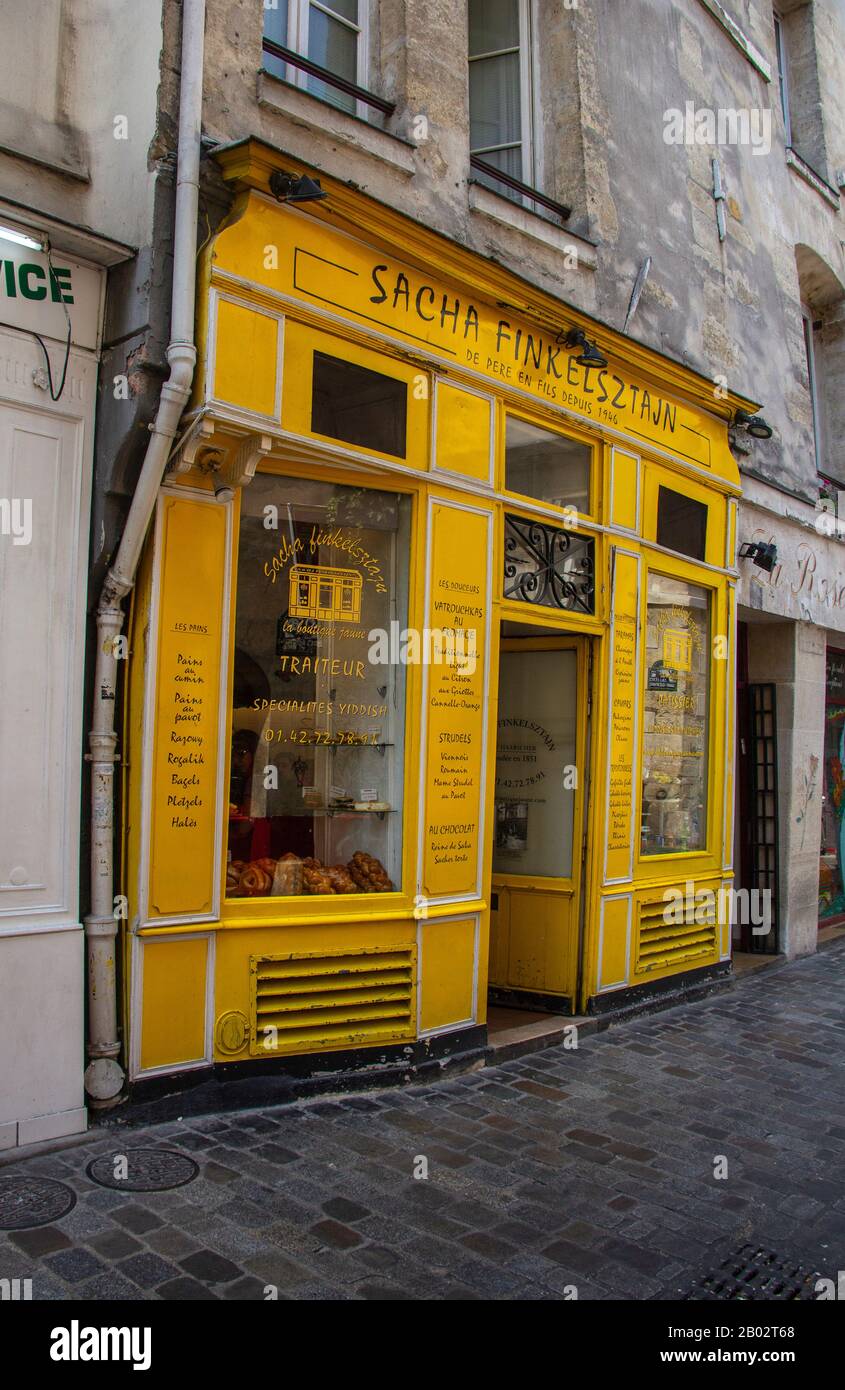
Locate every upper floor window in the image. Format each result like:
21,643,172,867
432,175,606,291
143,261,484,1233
802,306,823,476
773,11,791,144
468,0,534,200
771,4,829,178
264,0,369,117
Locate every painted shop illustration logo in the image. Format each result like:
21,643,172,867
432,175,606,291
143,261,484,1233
663,101,772,156
263,524,389,593
289,563,363,623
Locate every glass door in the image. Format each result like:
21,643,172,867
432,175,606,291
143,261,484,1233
489,632,589,1012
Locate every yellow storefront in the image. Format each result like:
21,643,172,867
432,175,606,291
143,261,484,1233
121,138,749,1090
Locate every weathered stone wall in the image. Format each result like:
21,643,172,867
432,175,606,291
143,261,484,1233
198,0,844,501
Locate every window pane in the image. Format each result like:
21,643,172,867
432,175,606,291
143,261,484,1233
641,575,710,856
228,474,410,898
311,352,408,458
319,0,358,22
494,647,577,878
819,648,845,918
263,0,290,79
505,417,591,513
656,486,707,561
469,0,520,55
469,51,521,151
307,8,357,112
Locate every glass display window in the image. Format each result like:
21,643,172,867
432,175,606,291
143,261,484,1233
226,472,410,899
504,415,592,515
819,647,845,921
640,573,711,856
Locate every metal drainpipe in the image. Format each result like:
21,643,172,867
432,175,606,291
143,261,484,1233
84,0,207,1108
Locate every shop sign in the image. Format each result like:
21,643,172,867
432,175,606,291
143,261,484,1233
0,232,102,350
739,509,845,632
219,206,723,471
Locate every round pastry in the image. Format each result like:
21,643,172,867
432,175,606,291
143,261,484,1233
241,863,272,895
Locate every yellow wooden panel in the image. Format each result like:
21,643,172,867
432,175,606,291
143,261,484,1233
487,888,508,987
281,318,430,472
610,448,639,531
419,916,476,1033
434,382,492,483
605,550,640,882
140,936,207,1070
507,889,575,996
598,895,631,990
422,500,490,898
213,298,279,417
149,495,227,918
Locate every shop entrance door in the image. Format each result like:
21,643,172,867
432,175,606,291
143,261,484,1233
489,634,589,1014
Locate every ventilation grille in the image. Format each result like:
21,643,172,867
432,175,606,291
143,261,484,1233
250,945,416,1056
635,895,717,974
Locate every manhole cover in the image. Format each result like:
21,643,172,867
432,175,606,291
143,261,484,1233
86,1148,199,1192
0,1175,77,1230
682,1243,820,1300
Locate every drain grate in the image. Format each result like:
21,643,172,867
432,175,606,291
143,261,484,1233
682,1243,820,1300
86,1148,199,1192
0,1175,77,1230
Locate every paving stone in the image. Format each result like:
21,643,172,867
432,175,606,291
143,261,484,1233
321,1197,371,1223
9,1226,72,1258
110,1204,164,1234
309,1219,363,1250
157,1276,220,1300
44,1247,106,1283
179,1249,244,1283
119,1251,181,1289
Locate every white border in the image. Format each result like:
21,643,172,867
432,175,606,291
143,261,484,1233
137,485,233,928
609,446,641,534
207,287,284,425
596,893,632,992
416,495,493,908
602,546,641,886
129,930,216,1080
416,911,480,1038
430,376,496,490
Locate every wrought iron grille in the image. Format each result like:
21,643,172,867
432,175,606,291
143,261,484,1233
503,513,595,613
745,682,779,954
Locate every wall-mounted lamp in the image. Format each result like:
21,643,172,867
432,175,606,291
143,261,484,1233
268,171,328,204
733,409,773,440
739,540,778,573
562,327,608,370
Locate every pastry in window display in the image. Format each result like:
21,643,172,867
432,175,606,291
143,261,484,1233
226,851,393,897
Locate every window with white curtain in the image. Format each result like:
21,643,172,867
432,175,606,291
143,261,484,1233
468,0,534,199
263,0,368,117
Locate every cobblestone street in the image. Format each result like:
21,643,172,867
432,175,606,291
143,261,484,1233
3,942,844,1302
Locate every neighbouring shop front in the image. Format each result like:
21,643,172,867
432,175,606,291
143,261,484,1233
121,139,745,1090
735,483,845,959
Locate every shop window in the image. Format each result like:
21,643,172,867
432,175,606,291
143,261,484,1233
656,486,708,562
227,473,410,899
820,648,845,921
263,0,369,117
641,574,710,856
311,351,408,458
505,416,591,513
469,0,534,201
